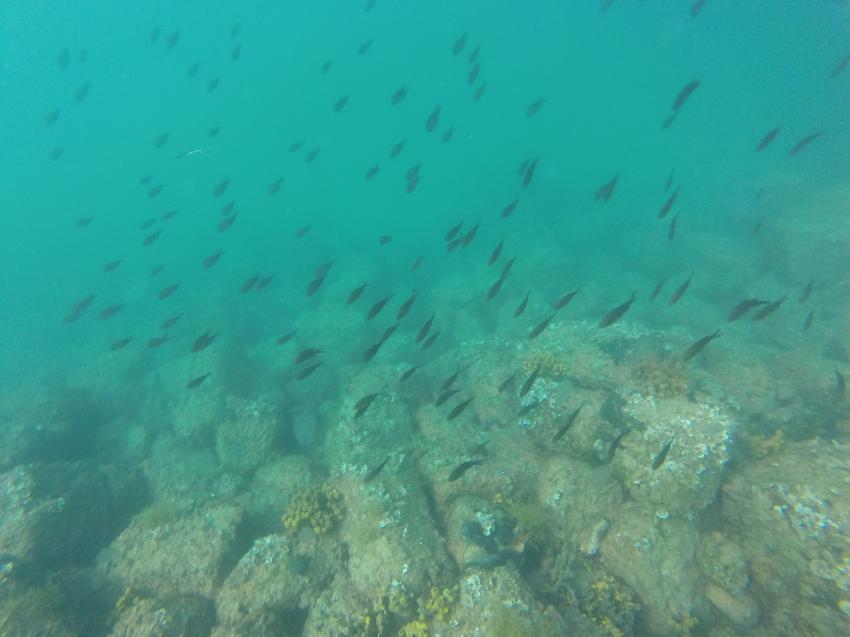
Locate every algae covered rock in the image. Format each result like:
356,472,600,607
0,461,143,565
0,577,76,637
107,592,215,637
97,502,245,598
215,398,279,475
612,393,735,517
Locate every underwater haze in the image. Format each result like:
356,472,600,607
1,1,850,635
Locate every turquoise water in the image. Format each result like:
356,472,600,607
1,1,849,635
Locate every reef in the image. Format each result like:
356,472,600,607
282,483,344,535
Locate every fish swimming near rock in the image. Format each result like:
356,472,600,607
488,238,504,266
599,292,637,327
803,309,814,331
354,393,380,419
799,280,814,305
295,348,323,364
191,331,217,353
514,291,530,317
448,458,482,481
498,371,518,393
668,273,693,305
421,331,440,350
447,396,475,420
657,188,679,219
682,330,722,361
364,456,390,482
277,331,296,345
436,388,462,407
367,294,393,320
650,277,667,302
416,313,435,343
651,438,675,470
486,275,506,301
400,366,420,382
751,295,786,321
296,362,322,380
552,403,586,442
554,288,580,310
727,299,768,321
397,291,417,319
519,364,542,397
110,337,133,351
187,373,210,389
529,312,556,340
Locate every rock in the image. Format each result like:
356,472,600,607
0,578,76,637
97,502,245,598
215,399,278,475
0,462,144,565
704,582,759,628
108,593,215,637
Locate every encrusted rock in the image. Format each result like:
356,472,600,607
704,582,759,628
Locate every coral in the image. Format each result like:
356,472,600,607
282,484,344,535
418,585,458,623
522,350,567,379
579,575,640,637
744,429,784,459
632,353,688,398
399,618,428,636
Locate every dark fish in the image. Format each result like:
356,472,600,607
187,373,210,389
406,163,421,181
139,218,156,230
165,28,180,50
595,175,618,202
358,38,374,55
68,294,95,316
230,21,242,38
161,314,181,329
75,216,95,228
208,125,221,137
668,273,692,305
468,45,480,65
658,187,679,219
150,264,164,277
354,393,380,419
363,340,383,362
294,224,311,238
364,456,390,482
836,370,846,398
661,111,679,130
664,168,674,193
409,176,421,196
315,260,334,278
256,275,273,291
552,403,586,442
650,277,667,301
153,132,169,148
445,221,463,242
523,158,538,188
102,259,121,272
49,147,64,161
426,105,441,132
682,330,722,361
295,348,323,364
436,388,462,407
241,274,260,293
161,209,178,221
305,148,319,162
277,331,296,345
448,458,482,481
191,331,217,353
45,108,60,125
452,32,468,55
218,214,237,232
207,76,220,91
202,250,223,269
306,274,326,296
799,280,814,305
554,288,580,310
672,79,700,111
803,309,814,331
421,331,440,350
268,177,284,195
364,0,377,12
415,313,435,343
598,292,638,328
488,239,504,266
213,178,229,198
74,82,90,101
147,184,163,198
447,396,475,421
230,44,242,61
158,283,179,299
788,132,822,157
668,212,680,240
517,401,541,417
752,215,765,234
467,63,480,86
333,95,349,112
727,299,768,321
400,366,419,382
147,335,171,348
391,86,408,105
186,62,200,78
365,165,379,180
149,27,160,43
501,199,519,219
99,304,124,320
348,282,368,305
381,322,401,342
446,237,462,252
500,256,516,278
473,82,487,102
460,223,479,247
289,139,304,153
498,371,518,393
756,126,781,152
690,0,706,18
397,291,416,319
296,362,322,380
651,438,674,470
514,291,530,318
110,337,132,351
526,98,545,117
831,52,850,78
320,60,332,74
486,275,506,301
139,174,153,186
390,140,405,158
442,128,454,143
529,312,556,340
519,364,542,397
607,429,629,462
367,294,393,320
751,295,786,321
